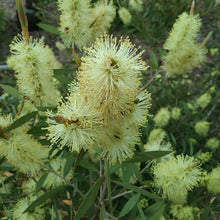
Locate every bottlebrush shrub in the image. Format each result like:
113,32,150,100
0,0,219,219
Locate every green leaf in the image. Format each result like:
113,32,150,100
148,60,158,70
27,120,48,137
38,23,60,35
35,173,48,193
54,68,75,75
73,149,87,171
109,163,121,174
0,84,21,98
100,204,107,220
52,203,61,220
74,176,103,220
125,151,172,163
113,181,161,201
0,162,14,171
158,47,165,57
121,163,141,183
15,0,27,29
151,51,158,69
150,203,165,220
137,203,146,220
145,200,164,216
23,185,66,213
78,160,99,172
170,133,176,145
119,193,141,217
0,174,16,188
6,111,38,132
63,153,75,177
53,68,74,85
201,204,211,220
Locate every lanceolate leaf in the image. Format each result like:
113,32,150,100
137,203,146,220
74,176,103,220
63,153,75,177
119,193,141,217
38,23,60,35
201,204,211,220
6,111,38,132
100,204,107,220
23,185,66,213
0,84,21,98
35,173,48,193
145,200,164,216
0,174,16,188
53,69,73,85
0,162,14,171
125,151,172,163
150,51,158,69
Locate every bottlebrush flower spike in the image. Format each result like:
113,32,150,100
58,0,91,49
153,155,201,204
7,34,61,107
79,34,148,123
162,12,207,77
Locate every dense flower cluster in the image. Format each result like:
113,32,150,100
58,0,116,49
153,155,201,204
0,114,48,176
162,12,207,77
46,35,151,164
7,34,61,107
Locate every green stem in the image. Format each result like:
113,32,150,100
105,159,113,214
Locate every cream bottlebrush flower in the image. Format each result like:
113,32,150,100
206,166,220,194
148,128,167,142
0,113,13,130
148,128,167,143
58,0,91,49
129,0,144,12
79,34,148,122
0,114,48,176
0,126,49,176
196,92,211,109
127,90,151,126
144,141,173,162
89,1,116,42
23,178,39,194
43,157,73,189
170,205,200,220
153,155,201,204
96,121,140,164
13,196,45,220
154,107,170,127
46,92,103,152
162,12,207,77
205,137,219,151
7,34,61,107
194,121,210,137
196,152,212,164
171,107,181,120
118,7,132,25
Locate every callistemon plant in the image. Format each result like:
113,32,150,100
46,34,151,164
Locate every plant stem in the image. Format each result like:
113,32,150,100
139,70,161,93
104,186,148,201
